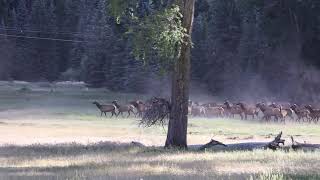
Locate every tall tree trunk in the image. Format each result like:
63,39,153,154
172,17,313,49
165,0,195,149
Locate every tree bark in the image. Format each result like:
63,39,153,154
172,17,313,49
165,0,195,149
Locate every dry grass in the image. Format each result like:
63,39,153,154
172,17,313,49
0,143,320,180
0,82,319,179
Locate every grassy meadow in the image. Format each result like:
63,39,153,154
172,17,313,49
0,81,319,180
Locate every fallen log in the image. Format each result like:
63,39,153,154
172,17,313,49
197,139,228,151
291,136,320,151
131,141,147,148
128,132,286,152
195,132,285,151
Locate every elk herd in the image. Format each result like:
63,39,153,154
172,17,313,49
92,99,320,123
189,100,320,123
92,100,147,118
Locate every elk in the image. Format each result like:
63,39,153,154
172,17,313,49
206,106,224,118
191,105,206,117
202,102,218,108
305,105,320,123
256,103,282,122
269,103,294,121
224,101,243,119
130,100,146,117
92,101,116,117
236,102,259,120
112,100,135,118
290,104,310,122
278,106,288,123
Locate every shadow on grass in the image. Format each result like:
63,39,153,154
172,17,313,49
0,141,146,158
0,142,320,180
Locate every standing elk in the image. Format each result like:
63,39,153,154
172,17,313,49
112,100,135,118
92,101,117,117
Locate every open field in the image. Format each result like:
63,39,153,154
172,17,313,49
0,82,320,179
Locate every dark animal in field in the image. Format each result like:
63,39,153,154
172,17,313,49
269,103,294,121
236,102,259,120
202,102,218,108
278,106,288,123
190,105,206,117
92,101,117,117
140,97,171,127
224,101,243,119
256,103,282,122
112,100,135,117
290,104,310,122
130,100,147,117
205,106,224,117
305,105,320,123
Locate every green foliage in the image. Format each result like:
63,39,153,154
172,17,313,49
109,1,188,70
129,6,187,68
108,0,138,24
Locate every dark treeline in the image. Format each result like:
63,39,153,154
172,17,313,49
0,0,319,102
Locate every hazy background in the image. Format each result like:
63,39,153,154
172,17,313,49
0,0,319,103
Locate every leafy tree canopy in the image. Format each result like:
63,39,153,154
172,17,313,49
109,0,188,71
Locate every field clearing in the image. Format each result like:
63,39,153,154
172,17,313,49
0,82,320,179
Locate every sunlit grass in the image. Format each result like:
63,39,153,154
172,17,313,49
0,144,320,179
0,82,320,179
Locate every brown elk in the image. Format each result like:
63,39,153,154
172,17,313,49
224,101,243,119
256,103,282,122
191,105,206,117
92,101,116,117
236,102,259,120
290,104,310,122
202,102,218,108
112,100,135,118
305,105,320,123
206,106,225,118
130,100,146,117
269,103,294,121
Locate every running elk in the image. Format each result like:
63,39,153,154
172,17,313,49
269,103,294,121
236,102,259,120
130,100,146,117
305,105,320,123
112,100,135,117
224,101,243,119
291,104,310,122
92,101,117,117
206,106,224,117
256,103,282,122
